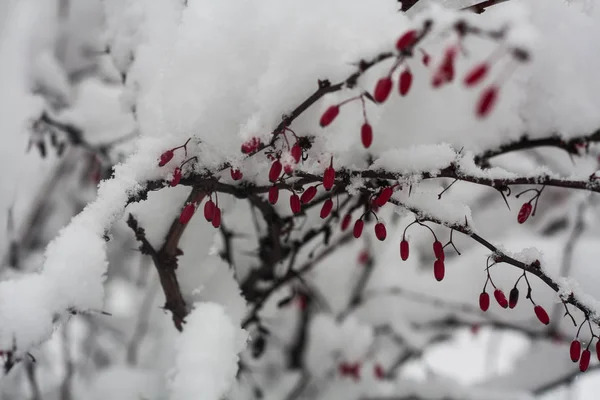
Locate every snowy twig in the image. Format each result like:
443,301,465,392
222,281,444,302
462,0,513,14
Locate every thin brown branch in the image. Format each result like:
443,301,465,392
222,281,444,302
461,0,512,14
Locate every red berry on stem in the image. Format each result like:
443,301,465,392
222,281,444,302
400,240,409,261
300,186,317,204
230,168,243,181
433,241,444,260
509,287,519,309
361,123,373,148
291,144,302,164
159,150,174,167
341,214,352,231
323,166,335,191
179,203,196,224
477,86,499,118
290,194,301,214
284,163,294,175
434,259,445,281
374,364,385,380
269,160,282,183
320,199,333,219
375,187,393,207
320,105,340,127
399,68,413,96
517,203,533,224
580,349,591,372
441,47,457,82
375,223,387,241
464,63,489,87
353,219,364,238
241,137,260,154
268,186,279,205
479,292,490,312
396,30,417,51
534,305,550,325
571,340,581,362
596,340,600,362
211,207,221,228
374,77,393,103
494,289,508,308
170,167,182,186
204,199,216,221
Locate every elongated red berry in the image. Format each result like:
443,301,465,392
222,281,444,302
375,187,393,207
290,194,301,214
509,287,519,309
291,144,302,164
374,77,393,103
571,340,581,362
494,289,508,308
204,199,215,221
341,214,352,231
320,105,340,127
399,68,413,96
396,30,417,51
374,364,385,380
361,123,373,148
479,292,490,312
268,186,279,204
320,199,333,219
211,207,221,228
580,349,591,372
433,241,444,260
300,186,317,204
353,219,364,238
179,203,196,224
170,167,182,186
241,137,260,154
230,168,243,181
375,223,387,241
596,340,600,362
323,166,335,191
441,47,457,82
434,259,445,281
477,86,498,118
400,240,409,260
159,150,174,167
464,63,488,87
269,160,282,183
517,203,532,224
534,305,550,325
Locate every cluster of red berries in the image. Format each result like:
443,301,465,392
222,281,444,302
569,339,600,372
179,194,223,229
338,362,386,381
479,285,550,326
399,221,447,282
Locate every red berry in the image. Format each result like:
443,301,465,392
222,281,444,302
421,49,430,66
323,166,335,191
358,250,369,265
479,292,490,312
211,207,221,228
170,167,181,186
159,150,174,167
400,240,409,260
534,305,550,325
268,186,279,205
517,203,533,224
440,47,457,82
361,123,373,148
290,194,301,214
230,168,243,181
434,259,445,281
596,341,600,362
204,199,216,221
291,144,302,164
375,223,387,241
396,29,417,51
320,199,333,219
432,73,445,88
284,163,294,175
320,105,340,127
477,86,499,118
580,349,591,372
241,137,261,154
494,289,508,308
374,187,393,207
374,77,393,103
399,68,413,96
269,160,282,183
300,186,317,204
179,203,196,224
464,63,489,87
509,287,519,309
353,219,364,238
571,340,581,362
341,214,352,231
374,364,385,380
433,241,444,260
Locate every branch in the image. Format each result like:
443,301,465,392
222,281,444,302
461,0,513,14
